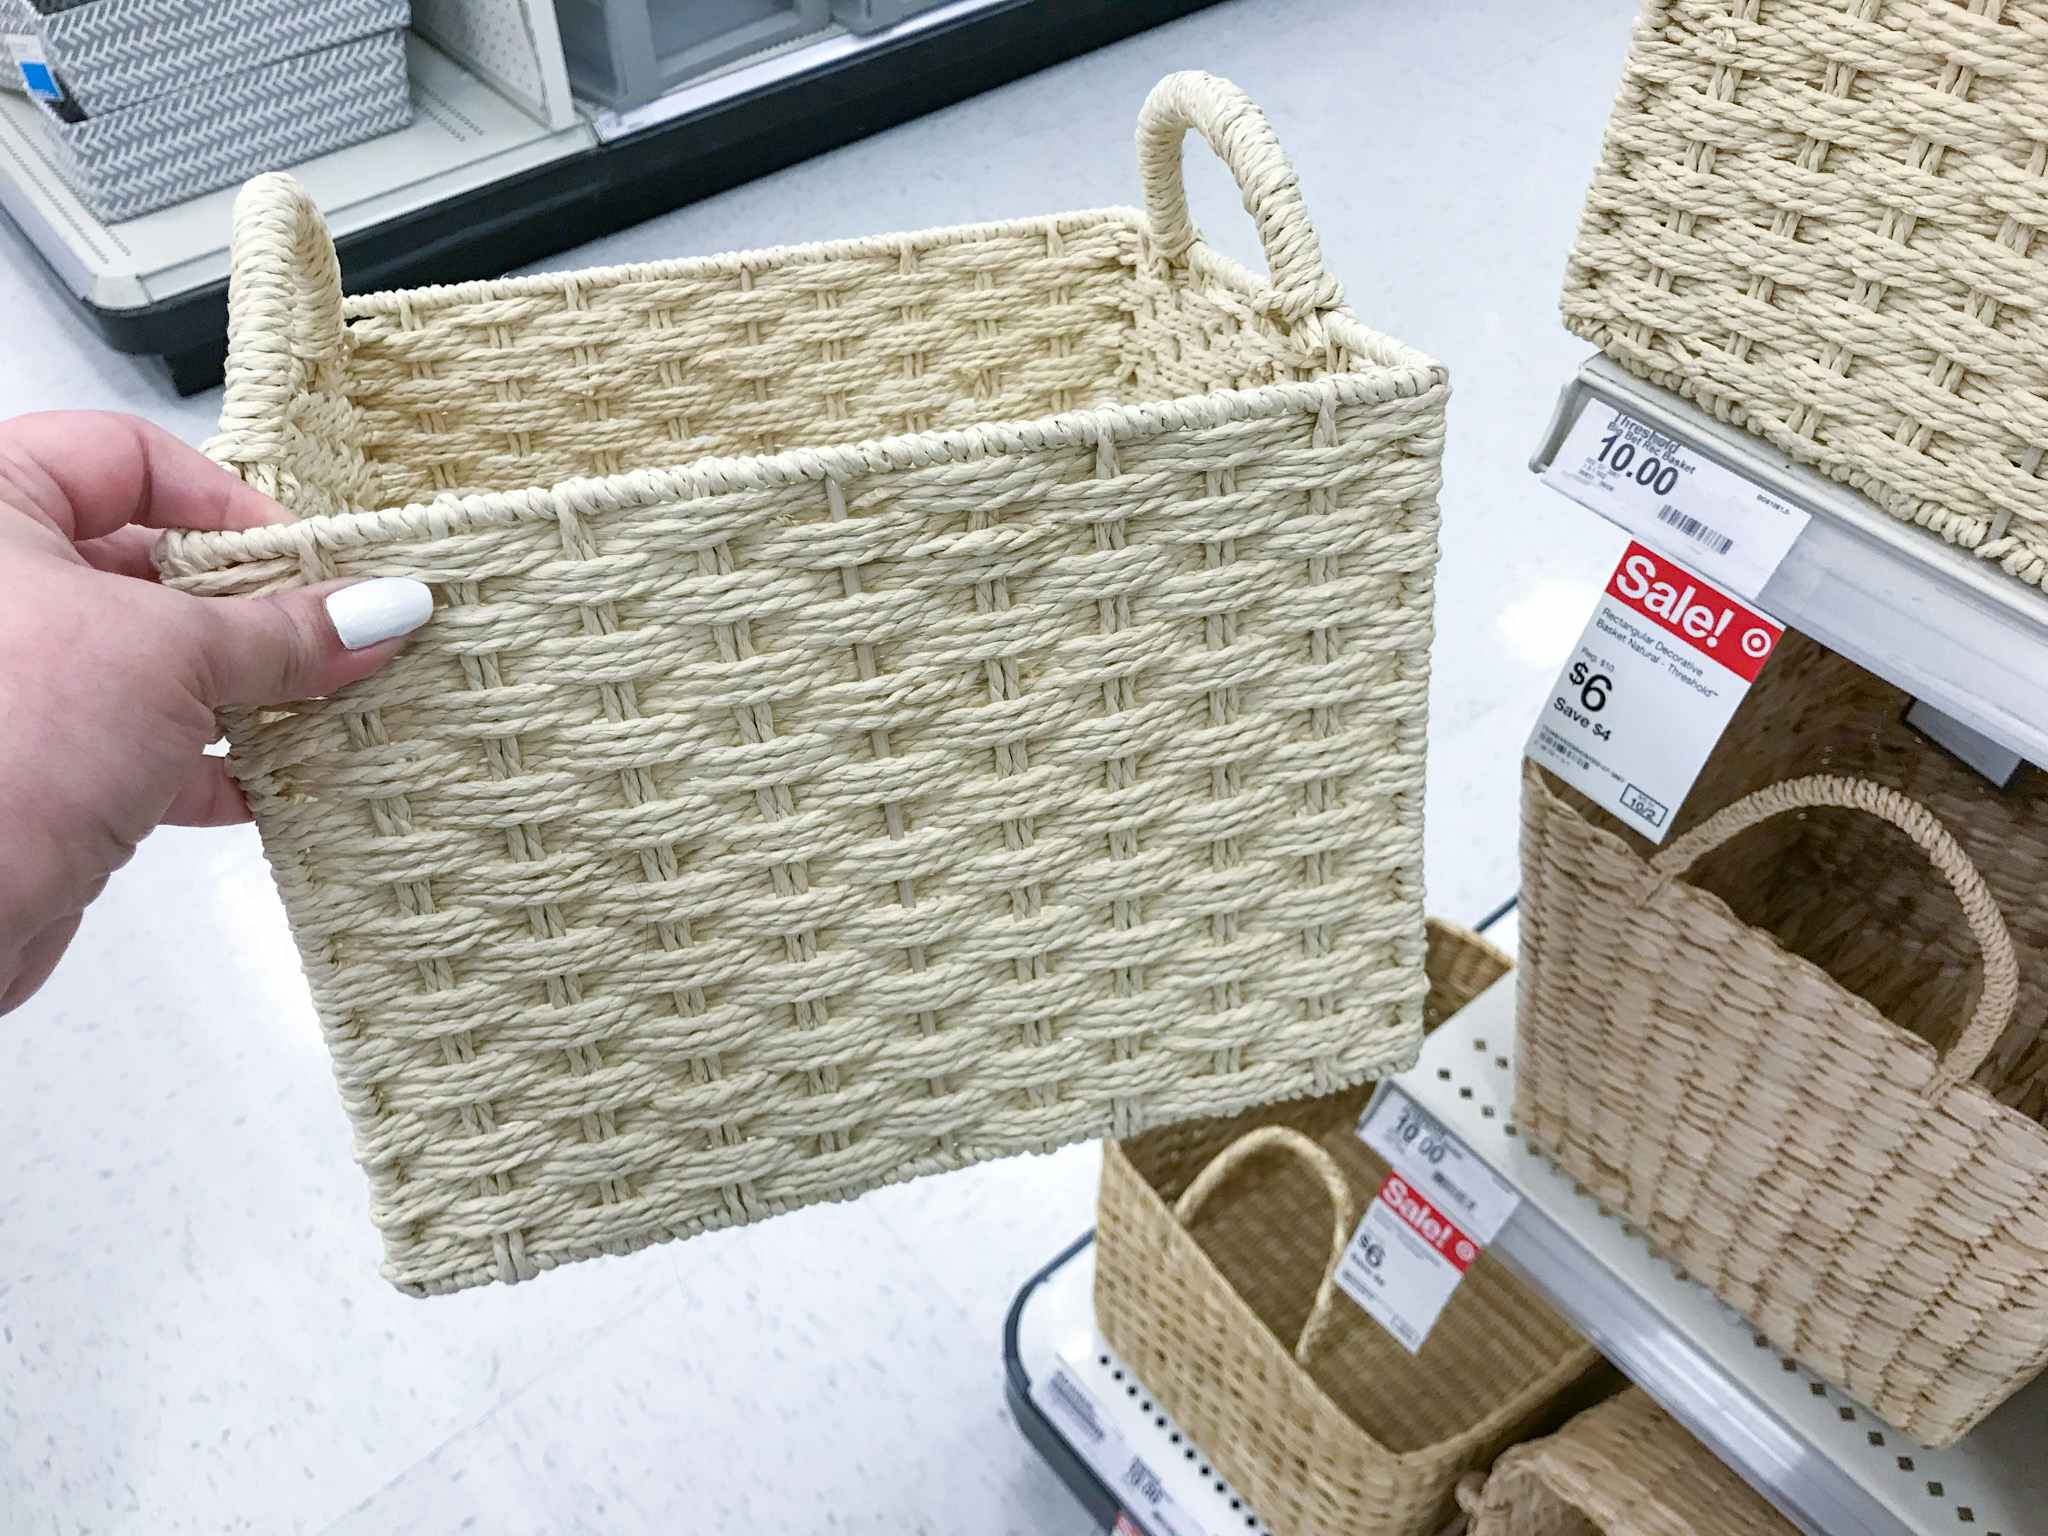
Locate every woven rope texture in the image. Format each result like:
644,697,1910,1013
1518,630,2048,1445
1564,0,2048,590
1094,922,1609,1536
156,73,1446,1296
1458,1389,1794,1536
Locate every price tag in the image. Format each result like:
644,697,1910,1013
1031,1352,1210,1536
1527,542,1782,843
1543,399,1808,601
1,34,62,102
1340,1084,1521,1353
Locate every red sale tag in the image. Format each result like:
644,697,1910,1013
1378,1172,1478,1273
1526,544,1784,842
1605,542,1781,683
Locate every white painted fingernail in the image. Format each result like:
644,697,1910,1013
326,578,433,650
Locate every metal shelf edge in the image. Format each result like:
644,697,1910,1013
1533,354,2048,768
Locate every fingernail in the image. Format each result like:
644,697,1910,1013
326,578,433,650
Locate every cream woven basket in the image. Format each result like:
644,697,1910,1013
1519,630,2048,1446
1095,921,1610,1536
1456,1388,1795,1536
1563,0,2048,590
155,72,1446,1296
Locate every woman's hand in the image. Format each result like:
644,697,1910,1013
0,411,429,1013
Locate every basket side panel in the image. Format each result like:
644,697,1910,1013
1561,0,2048,587
1515,759,2048,1444
172,382,1441,1295
343,221,1144,507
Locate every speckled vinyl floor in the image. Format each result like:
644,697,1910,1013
0,1,1631,1528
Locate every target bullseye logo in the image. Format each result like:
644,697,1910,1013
1740,626,1774,661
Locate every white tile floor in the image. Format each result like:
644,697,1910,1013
0,2,1631,1529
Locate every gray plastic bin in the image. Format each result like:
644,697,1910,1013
556,0,831,110
829,0,949,32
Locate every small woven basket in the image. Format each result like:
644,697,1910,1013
1563,0,2048,591
1519,630,2048,1445
156,72,1446,1296
1095,921,1609,1536
1456,1389,1794,1536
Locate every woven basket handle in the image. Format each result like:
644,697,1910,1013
1650,775,2019,1097
1172,1126,1353,1366
206,173,347,509
1136,71,1342,319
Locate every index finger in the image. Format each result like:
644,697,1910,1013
0,410,290,546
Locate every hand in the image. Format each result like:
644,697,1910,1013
0,411,430,1014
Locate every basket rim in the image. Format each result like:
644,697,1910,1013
1100,1136,1601,1471
161,364,1448,576
1523,760,2048,1138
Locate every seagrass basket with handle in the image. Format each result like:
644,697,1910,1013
154,71,1446,1296
1095,921,1610,1536
1519,631,2048,1445
1563,0,2048,591
1455,1388,1795,1536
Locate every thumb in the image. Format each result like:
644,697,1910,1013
182,576,434,707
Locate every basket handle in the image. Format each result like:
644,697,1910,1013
206,173,347,509
1136,71,1343,319
1650,775,2019,1097
1172,1126,1353,1366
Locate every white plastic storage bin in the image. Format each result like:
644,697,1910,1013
555,0,829,110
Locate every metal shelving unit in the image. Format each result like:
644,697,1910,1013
0,0,1223,390
1008,972,2048,1536
1533,355,2048,770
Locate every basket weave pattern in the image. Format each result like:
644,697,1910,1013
1094,924,1606,1536
1564,0,2048,589
1458,1389,1794,1536
1518,633,2048,1445
157,74,1445,1295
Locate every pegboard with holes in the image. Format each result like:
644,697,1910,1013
1407,973,2045,1536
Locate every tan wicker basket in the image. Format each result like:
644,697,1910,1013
1456,1388,1794,1536
153,72,1446,1296
1563,0,2048,591
1095,921,1609,1536
1519,630,2048,1445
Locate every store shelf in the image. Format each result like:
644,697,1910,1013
1532,355,2048,770
0,0,1224,390
1006,1235,1282,1536
1007,970,2046,1536
1406,973,2045,1536
0,35,592,314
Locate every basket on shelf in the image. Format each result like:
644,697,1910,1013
156,72,1447,1297
1456,1388,1794,1536
1519,630,2048,1445
0,0,412,222
1095,920,1610,1536
1563,0,2048,592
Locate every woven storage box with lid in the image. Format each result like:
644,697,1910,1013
1519,630,2048,1445
1456,1388,1795,1536
1563,0,2048,590
23,26,411,223
1094,921,1609,1536
0,0,407,115
156,72,1446,1297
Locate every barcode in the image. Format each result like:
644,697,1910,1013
1657,503,1733,555
1123,1457,1166,1506
1046,1373,1105,1444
